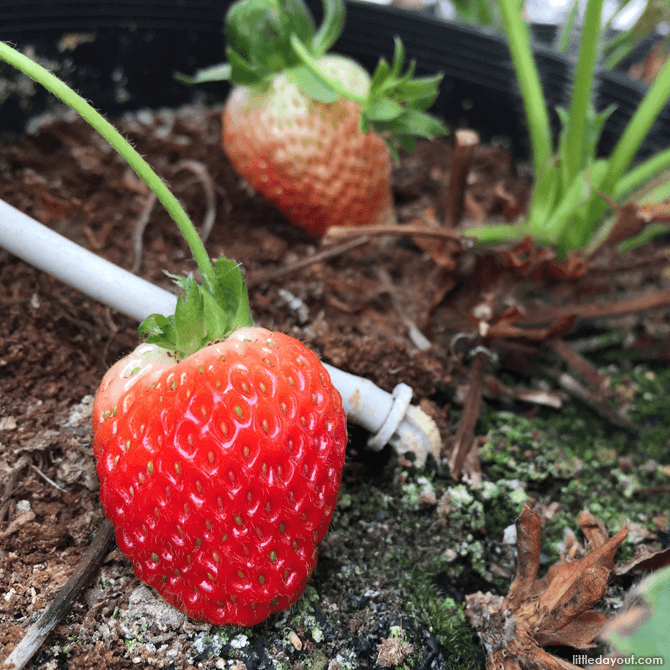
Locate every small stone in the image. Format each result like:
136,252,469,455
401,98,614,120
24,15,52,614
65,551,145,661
289,630,302,650
0,416,17,431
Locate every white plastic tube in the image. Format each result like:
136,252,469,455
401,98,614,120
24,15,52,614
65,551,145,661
0,199,178,321
0,198,442,465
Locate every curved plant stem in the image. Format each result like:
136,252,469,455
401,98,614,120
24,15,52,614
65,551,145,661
290,34,366,105
0,41,217,289
310,0,345,57
496,0,552,180
606,57,670,192
557,0,579,53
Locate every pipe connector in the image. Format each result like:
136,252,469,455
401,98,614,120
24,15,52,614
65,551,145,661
323,365,442,467
368,383,413,451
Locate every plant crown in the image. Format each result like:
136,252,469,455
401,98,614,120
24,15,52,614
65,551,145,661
465,0,670,256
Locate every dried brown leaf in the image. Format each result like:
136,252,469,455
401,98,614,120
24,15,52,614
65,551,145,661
600,198,670,247
536,610,610,648
503,505,542,610
578,510,609,550
498,236,586,281
539,565,610,634
617,545,670,576
466,508,628,670
541,526,628,613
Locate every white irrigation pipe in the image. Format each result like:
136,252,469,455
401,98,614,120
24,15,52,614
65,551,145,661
0,199,442,466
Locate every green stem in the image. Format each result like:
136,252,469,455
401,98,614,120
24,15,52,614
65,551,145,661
0,41,217,288
613,147,670,200
587,55,670,223
496,0,553,180
605,57,670,191
462,222,533,245
557,0,580,53
563,0,604,183
290,34,366,105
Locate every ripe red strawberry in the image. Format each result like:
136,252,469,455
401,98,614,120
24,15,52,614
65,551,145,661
93,326,347,626
222,58,395,239
179,0,446,238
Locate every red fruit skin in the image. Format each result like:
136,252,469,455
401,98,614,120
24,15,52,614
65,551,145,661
92,327,347,626
222,81,395,238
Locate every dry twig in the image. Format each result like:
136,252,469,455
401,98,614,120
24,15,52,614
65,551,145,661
130,192,158,274
523,290,670,325
548,338,610,392
375,266,432,351
247,236,370,288
30,463,67,493
173,159,217,242
442,129,479,227
0,456,30,526
449,347,489,481
2,520,115,670
323,222,467,244
482,374,566,408
543,367,631,428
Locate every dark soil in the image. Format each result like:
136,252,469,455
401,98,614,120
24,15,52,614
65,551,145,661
1,104,669,669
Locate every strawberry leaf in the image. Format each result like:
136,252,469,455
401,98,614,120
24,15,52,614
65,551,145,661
357,37,447,149
365,98,404,122
395,74,441,97
175,64,232,85
395,134,416,155
139,313,176,346
226,48,268,86
369,59,391,95
389,37,405,80
282,0,317,46
364,108,445,143
208,256,254,332
287,64,338,102
173,274,209,355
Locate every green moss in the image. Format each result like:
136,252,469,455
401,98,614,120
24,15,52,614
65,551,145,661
477,362,670,565
400,475,437,511
403,569,478,669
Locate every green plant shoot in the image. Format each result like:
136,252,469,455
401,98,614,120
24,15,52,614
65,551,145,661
466,0,670,256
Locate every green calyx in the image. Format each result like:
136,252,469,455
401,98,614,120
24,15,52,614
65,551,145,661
139,257,253,360
177,0,446,158
224,0,318,82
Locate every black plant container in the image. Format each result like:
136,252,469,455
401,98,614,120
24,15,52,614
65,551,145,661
0,0,668,160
